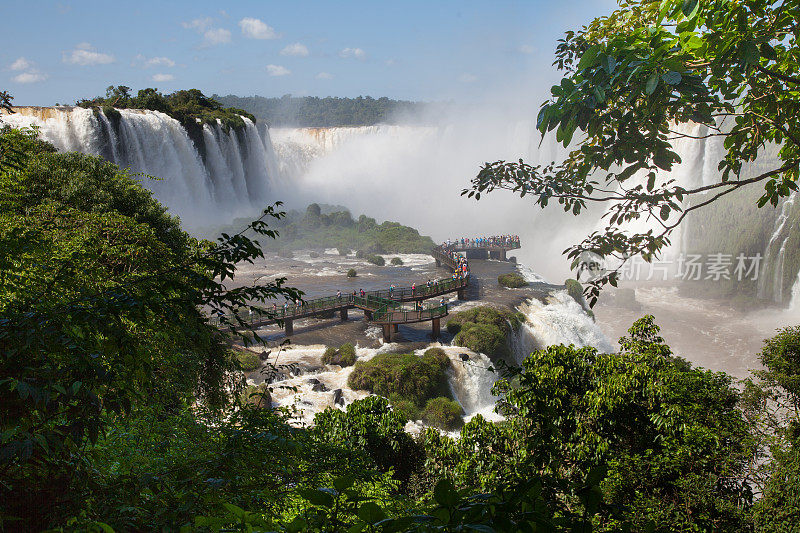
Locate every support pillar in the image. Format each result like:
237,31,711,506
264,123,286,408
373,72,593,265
382,324,392,342
435,259,441,267
457,288,466,300
285,319,293,336
364,310,373,321
500,249,507,261
392,324,399,333
431,318,440,339
340,308,348,321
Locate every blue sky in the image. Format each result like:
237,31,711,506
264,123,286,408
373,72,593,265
2,0,617,105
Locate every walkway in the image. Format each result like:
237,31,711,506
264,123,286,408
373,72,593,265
214,236,519,342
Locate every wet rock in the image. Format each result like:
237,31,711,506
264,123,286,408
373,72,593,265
332,388,344,406
307,378,329,392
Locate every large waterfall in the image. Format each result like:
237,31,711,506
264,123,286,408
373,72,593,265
0,106,279,227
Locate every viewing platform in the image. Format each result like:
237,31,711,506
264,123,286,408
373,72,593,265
214,235,519,342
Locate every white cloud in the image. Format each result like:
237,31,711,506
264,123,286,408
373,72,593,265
518,44,536,55
339,47,366,60
13,71,47,83
62,43,114,66
266,64,290,76
133,54,176,68
239,17,278,39
203,28,231,45
9,57,32,71
280,43,309,57
182,17,213,32
152,73,175,82
385,59,396,66
458,73,477,83
316,71,333,79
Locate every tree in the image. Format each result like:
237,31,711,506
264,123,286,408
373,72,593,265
464,0,800,305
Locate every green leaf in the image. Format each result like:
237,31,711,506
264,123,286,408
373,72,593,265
681,0,699,18
760,42,777,61
577,45,601,70
662,71,682,85
299,488,335,508
645,73,659,95
358,502,387,524
333,474,356,491
433,479,459,507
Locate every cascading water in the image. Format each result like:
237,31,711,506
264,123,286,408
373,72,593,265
758,193,797,303
0,106,279,227
513,290,615,361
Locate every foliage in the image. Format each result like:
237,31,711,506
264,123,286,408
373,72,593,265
447,306,523,360
367,254,386,266
391,256,404,266
313,396,423,488
77,86,256,133
0,126,301,527
742,325,800,528
565,278,584,302
428,316,755,532
421,397,464,431
322,343,357,367
498,272,528,288
233,348,262,372
347,268,357,278
211,204,436,255
213,93,438,127
348,350,451,408
464,0,800,305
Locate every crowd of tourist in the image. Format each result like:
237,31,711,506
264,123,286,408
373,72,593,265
445,235,520,249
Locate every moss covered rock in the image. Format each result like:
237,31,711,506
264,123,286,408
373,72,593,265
348,350,451,407
390,257,404,266
498,272,528,288
322,343,357,366
347,268,357,277
565,278,584,303
421,397,464,431
447,306,524,360
367,255,386,266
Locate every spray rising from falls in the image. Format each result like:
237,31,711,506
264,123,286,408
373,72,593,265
0,107,280,227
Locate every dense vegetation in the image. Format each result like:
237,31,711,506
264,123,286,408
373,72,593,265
212,203,436,255
322,343,357,366
3,119,800,528
76,86,256,155
213,94,436,127
447,306,525,360
497,272,528,288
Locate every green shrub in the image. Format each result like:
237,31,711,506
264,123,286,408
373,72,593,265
565,278,583,302
498,272,528,288
240,383,271,408
337,247,349,256
367,255,386,266
390,395,421,422
422,397,464,431
348,351,451,407
356,250,366,259
446,306,520,336
454,323,510,360
322,343,357,367
309,251,320,258
347,268,357,278
390,257,404,266
233,349,261,372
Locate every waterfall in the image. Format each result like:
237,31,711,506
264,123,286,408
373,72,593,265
0,107,280,227
514,291,614,361
758,193,797,302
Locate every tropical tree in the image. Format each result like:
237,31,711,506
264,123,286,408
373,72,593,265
464,0,800,305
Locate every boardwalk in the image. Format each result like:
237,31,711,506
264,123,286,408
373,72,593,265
215,236,519,342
